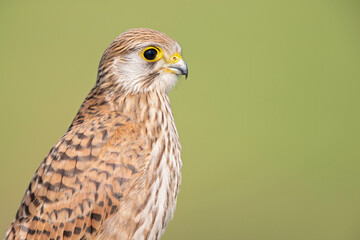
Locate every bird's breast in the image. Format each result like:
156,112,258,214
96,93,182,240
131,120,182,240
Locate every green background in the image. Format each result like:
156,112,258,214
1,1,360,239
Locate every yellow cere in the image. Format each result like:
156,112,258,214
169,52,182,63
141,46,163,62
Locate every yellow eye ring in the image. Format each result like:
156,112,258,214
142,46,163,62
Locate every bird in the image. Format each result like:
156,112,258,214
4,28,188,240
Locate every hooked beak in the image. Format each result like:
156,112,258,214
167,58,188,79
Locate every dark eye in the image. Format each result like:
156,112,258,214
143,48,158,61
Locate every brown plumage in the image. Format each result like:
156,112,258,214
5,28,188,240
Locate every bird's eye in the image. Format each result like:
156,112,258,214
143,48,157,60
142,47,163,62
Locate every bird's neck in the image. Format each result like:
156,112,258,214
111,90,173,124
71,84,174,128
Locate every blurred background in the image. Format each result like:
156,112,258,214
1,1,360,239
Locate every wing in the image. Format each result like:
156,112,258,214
5,114,151,240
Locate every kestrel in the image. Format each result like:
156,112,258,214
5,28,188,240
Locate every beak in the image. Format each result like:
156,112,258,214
168,58,188,79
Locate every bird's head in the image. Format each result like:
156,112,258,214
97,28,188,94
